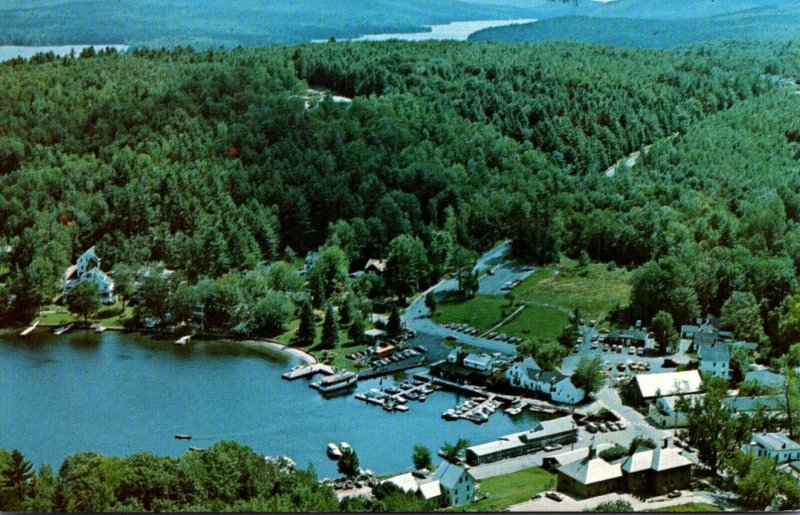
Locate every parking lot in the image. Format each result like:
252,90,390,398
478,262,537,295
441,322,524,345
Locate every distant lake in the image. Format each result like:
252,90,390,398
0,44,129,62
327,19,538,42
0,330,542,478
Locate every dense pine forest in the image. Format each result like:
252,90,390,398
1,40,800,359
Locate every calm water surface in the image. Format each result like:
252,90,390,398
0,331,541,477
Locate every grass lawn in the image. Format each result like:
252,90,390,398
650,502,721,512
498,305,569,340
432,295,508,333
442,339,479,352
274,315,373,371
514,259,631,321
467,467,556,512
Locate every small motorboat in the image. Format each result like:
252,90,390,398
419,394,427,402
340,442,352,452
327,443,342,460
175,434,192,440
189,446,205,452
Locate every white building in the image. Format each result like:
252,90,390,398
463,353,494,372
742,432,800,464
432,461,475,507
504,357,585,405
634,370,703,402
63,246,115,304
698,342,731,381
647,394,705,428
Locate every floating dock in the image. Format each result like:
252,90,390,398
20,321,39,336
282,363,335,380
355,380,435,412
442,395,502,424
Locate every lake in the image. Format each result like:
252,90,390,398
0,330,541,478
0,44,128,62
328,19,537,43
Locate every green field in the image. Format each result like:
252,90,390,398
650,502,722,512
37,302,133,328
499,305,569,341
468,467,556,512
432,296,508,334
514,259,631,322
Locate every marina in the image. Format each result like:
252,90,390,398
442,395,504,424
354,378,436,412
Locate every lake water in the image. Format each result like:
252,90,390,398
340,19,537,42
0,44,129,62
0,330,541,477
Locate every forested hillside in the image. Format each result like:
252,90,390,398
1,40,800,357
0,0,535,47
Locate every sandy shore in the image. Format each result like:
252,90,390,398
242,340,317,365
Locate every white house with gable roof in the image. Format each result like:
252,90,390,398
432,461,475,507
63,246,116,304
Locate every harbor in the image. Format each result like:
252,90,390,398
354,378,437,412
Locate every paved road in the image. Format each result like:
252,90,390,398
510,489,739,512
478,262,536,295
402,241,518,357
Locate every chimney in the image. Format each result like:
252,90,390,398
663,437,670,449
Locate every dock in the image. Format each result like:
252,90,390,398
174,334,193,346
354,380,435,412
442,395,503,424
504,399,530,416
53,324,73,336
20,320,39,336
282,363,335,380
412,373,515,403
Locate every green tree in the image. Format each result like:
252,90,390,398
722,291,768,346
1,450,33,507
650,310,678,355
440,438,470,463
250,291,294,336
387,305,402,336
385,235,430,302
424,291,437,314
571,356,604,396
337,448,360,478
308,246,349,305
66,281,100,324
296,298,316,346
677,376,753,476
412,445,432,471
111,263,136,310
518,340,567,371
589,499,633,512
347,313,366,345
628,436,657,454
320,304,339,349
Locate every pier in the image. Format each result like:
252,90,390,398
412,373,516,403
282,363,335,380
442,395,503,424
20,320,39,336
354,379,435,412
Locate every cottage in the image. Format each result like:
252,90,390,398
698,342,731,381
744,369,787,390
722,395,783,417
648,393,705,428
742,432,800,464
63,247,116,304
466,416,578,465
556,443,623,498
692,329,719,353
364,328,386,344
621,440,692,496
432,461,475,507
633,370,703,403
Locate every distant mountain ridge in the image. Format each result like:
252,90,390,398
469,0,800,48
0,0,540,47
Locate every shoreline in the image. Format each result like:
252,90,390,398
4,324,318,366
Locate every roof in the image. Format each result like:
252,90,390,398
464,353,493,367
365,259,387,273
64,264,78,280
656,393,705,413
521,416,575,442
622,446,691,473
694,332,718,346
558,454,622,484
699,342,730,362
609,329,647,340
467,435,525,457
680,325,700,335
722,396,783,412
433,461,472,489
751,432,800,452
516,356,541,379
383,473,418,493
364,328,386,337
731,341,758,351
549,443,614,466
745,370,786,389
418,480,441,500
635,370,703,399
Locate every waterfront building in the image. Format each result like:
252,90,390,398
741,432,800,464
465,416,577,465
62,246,116,304
504,357,585,405
432,461,475,507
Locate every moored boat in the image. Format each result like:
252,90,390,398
312,370,358,393
175,434,192,440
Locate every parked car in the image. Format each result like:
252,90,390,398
591,342,598,349
667,490,682,498
628,346,636,355
586,422,598,433
545,491,564,502
531,493,542,500
607,422,618,431
616,421,628,430
603,345,610,352
662,358,678,368
599,328,610,334
597,423,608,433
590,320,596,326
616,345,624,353
445,334,457,341
572,345,580,353
636,347,644,356
617,363,626,372
544,444,563,452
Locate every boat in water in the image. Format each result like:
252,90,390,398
53,324,73,336
340,442,352,453
175,434,192,440
189,446,205,452
327,443,342,460
312,370,358,393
